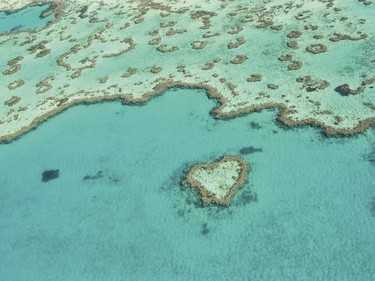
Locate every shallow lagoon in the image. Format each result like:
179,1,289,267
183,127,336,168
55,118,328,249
0,88,374,280
0,3,55,33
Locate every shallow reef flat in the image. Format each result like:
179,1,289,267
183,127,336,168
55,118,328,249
0,0,374,141
182,156,250,205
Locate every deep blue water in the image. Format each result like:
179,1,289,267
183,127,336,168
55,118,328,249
0,3,55,33
0,88,375,280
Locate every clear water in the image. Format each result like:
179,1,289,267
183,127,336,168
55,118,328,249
0,4,55,33
0,88,374,280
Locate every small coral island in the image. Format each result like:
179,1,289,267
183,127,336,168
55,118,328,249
182,156,250,205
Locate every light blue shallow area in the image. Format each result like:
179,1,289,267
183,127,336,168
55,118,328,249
0,3,54,33
0,89,375,280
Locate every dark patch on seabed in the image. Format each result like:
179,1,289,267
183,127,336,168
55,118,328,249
249,121,262,130
10,24,24,32
83,170,103,181
78,5,88,19
371,197,375,217
201,223,209,235
334,84,351,96
42,169,60,182
108,175,120,183
232,189,258,206
239,146,263,155
82,170,121,184
366,148,375,165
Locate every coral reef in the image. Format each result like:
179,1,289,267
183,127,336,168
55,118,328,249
0,0,374,142
182,156,250,205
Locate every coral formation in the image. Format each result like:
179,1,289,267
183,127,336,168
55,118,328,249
0,0,374,142
182,156,250,205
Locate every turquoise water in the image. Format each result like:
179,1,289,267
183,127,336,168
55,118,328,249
0,4,55,33
0,88,375,280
